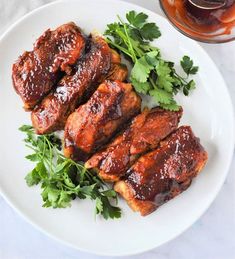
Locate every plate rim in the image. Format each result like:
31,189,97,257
0,0,234,256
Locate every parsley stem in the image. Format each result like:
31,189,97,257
25,144,38,153
44,137,53,174
20,125,121,219
174,71,188,84
130,41,144,58
149,76,157,89
105,38,132,59
104,11,198,111
42,137,46,158
117,15,137,63
25,143,51,170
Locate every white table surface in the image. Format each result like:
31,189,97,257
0,0,235,258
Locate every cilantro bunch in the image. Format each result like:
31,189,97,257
19,125,121,220
105,11,199,111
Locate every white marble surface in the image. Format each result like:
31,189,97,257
0,0,235,258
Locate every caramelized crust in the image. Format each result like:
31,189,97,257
86,107,182,182
64,80,141,161
114,126,208,216
106,63,128,82
31,37,128,134
12,22,85,110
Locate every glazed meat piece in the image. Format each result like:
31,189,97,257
86,107,182,182
106,63,128,82
12,22,86,110
64,80,141,161
114,126,208,216
31,36,128,134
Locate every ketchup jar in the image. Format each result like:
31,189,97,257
160,0,235,43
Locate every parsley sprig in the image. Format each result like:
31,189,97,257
105,11,199,111
19,125,121,220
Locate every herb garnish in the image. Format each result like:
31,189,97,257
105,10,199,111
19,125,121,220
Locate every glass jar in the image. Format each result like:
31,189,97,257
159,0,235,43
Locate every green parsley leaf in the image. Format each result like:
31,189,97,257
130,78,150,94
20,125,121,220
189,66,199,75
183,79,196,96
63,173,76,188
188,79,196,90
99,196,121,220
157,74,173,93
181,56,199,76
160,101,180,111
19,125,33,132
155,60,174,92
25,153,39,162
102,189,118,198
131,51,159,82
129,28,144,43
126,11,148,28
95,197,103,215
131,56,153,82
145,50,160,66
155,60,172,76
25,168,41,186
149,88,173,104
56,191,73,208
36,161,47,179
105,11,199,110
140,23,161,41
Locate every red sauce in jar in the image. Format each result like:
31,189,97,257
161,0,235,39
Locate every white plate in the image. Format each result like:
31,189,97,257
0,0,234,256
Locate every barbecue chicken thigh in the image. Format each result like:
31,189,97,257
12,22,85,110
31,36,127,134
64,80,141,161
86,107,182,182
114,126,208,216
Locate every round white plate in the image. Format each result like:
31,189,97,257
0,0,234,256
